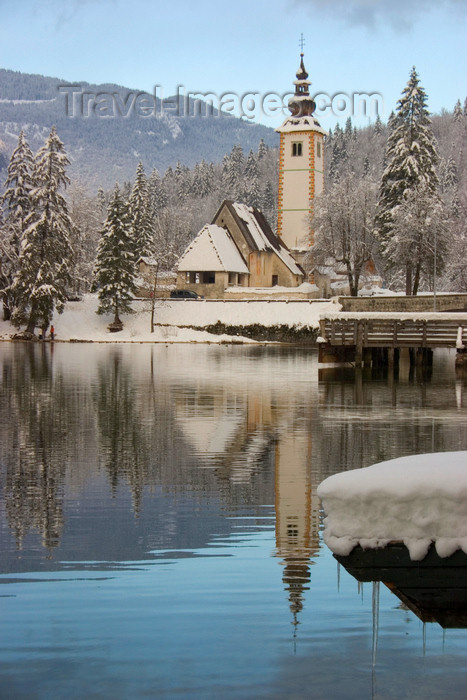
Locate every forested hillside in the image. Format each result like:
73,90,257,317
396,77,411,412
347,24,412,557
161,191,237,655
0,69,278,191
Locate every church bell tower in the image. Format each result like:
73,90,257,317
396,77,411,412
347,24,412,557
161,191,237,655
276,51,326,256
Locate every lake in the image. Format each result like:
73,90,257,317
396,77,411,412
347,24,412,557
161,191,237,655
0,343,466,699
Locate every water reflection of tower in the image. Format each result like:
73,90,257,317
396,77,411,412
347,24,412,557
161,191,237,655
275,428,320,631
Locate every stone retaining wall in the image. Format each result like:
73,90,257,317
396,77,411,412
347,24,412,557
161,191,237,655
338,294,467,313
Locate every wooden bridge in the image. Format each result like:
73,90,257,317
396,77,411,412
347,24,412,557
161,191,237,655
319,312,467,368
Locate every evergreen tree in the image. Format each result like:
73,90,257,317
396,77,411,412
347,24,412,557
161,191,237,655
453,99,463,122
262,181,276,228
344,117,353,141
174,161,191,203
129,162,153,261
257,138,268,160
162,166,176,206
10,127,74,334
223,144,244,199
374,115,384,135
439,153,458,193
244,149,259,180
190,160,214,198
1,130,35,318
329,124,348,182
241,149,261,207
148,168,168,216
2,130,35,252
93,185,136,328
375,67,441,293
96,186,107,223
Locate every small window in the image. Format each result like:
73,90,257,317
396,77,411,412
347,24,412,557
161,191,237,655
292,142,303,157
202,272,215,284
272,275,278,286
317,142,321,158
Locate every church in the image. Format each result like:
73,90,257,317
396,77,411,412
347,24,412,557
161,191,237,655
172,51,380,299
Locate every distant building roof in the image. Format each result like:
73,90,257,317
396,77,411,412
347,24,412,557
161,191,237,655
138,256,158,266
177,224,250,274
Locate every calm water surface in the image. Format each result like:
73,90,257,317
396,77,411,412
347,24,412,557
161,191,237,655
0,343,466,699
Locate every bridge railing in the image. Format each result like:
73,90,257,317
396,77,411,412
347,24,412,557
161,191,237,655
320,314,467,349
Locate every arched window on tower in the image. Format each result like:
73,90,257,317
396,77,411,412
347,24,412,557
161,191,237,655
292,141,303,157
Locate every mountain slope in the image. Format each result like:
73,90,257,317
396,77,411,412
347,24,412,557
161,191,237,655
0,69,279,191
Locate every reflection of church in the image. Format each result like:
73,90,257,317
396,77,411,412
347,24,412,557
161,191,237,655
172,350,322,629
275,431,321,629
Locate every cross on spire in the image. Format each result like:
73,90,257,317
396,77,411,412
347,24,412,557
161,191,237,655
299,33,305,53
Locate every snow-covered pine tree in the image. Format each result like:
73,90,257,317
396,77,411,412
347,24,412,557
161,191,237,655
190,160,214,199
148,168,168,216
374,115,384,135
329,124,348,183
2,130,35,252
223,144,244,199
93,184,136,329
257,138,268,160
375,67,441,294
244,149,258,180
1,130,35,318
262,181,277,229
129,162,153,261
453,99,463,123
10,126,74,334
96,186,107,223
174,161,191,203
240,149,261,207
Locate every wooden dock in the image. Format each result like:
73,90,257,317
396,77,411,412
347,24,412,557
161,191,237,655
334,544,467,628
319,313,467,368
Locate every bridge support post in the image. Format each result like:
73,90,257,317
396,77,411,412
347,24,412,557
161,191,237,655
355,321,363,367
416,348,433,367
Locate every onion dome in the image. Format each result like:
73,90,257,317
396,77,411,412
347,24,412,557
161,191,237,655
288,53,316,117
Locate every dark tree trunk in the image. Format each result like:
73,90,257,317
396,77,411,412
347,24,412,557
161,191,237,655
412,262,422,296
405,263,412,296
2,300,11,321
26,305,37,334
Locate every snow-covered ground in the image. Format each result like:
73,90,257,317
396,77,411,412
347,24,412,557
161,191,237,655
317,452,467,561
0,294,338,343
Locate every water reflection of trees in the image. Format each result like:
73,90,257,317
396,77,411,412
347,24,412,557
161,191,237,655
1,345,74,549
95,351,149,511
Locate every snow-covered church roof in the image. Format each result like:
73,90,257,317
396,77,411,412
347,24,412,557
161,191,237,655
276,114,327,136
216,201,304,278
177,224,250,274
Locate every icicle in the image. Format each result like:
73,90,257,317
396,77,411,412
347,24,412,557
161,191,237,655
372,581,380,668
337,561,340,592
423,621,426,656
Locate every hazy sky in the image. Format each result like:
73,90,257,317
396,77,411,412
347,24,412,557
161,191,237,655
1,0,466,129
